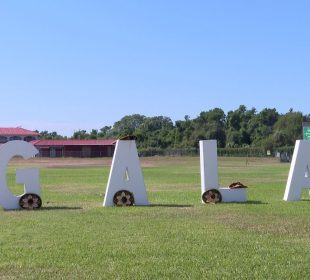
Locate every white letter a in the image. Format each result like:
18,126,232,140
284,140,310,201
103,140,149,207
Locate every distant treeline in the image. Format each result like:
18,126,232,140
38,105,310,154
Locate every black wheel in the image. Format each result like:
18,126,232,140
202,189,222,204
113,190,135,206
19,193,42,210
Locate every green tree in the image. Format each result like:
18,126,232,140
135,116,174,148
174,115,195,148
72,130,89,140
226,105,255,147
89,129,98,139
192,108,226,148
272,111,303,147
111,114,146,138
98,126,112,138
248,108,279,148
39,131,65,140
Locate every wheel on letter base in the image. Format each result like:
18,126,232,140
113,190,135,206
202,189,222,204
19,193,42,210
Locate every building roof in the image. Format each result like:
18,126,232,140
30,139,117,147
0,127,39,136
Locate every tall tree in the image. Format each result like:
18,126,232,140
248,108,279,147
226,105,255,147
98,126,112,138
272,111,303,147
174,115,194,148
192,108,226,147
111,114,146,137
89,129,98,139
72,130,89,140
135,116,174,148
39,131,65,140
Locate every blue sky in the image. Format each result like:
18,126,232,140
1,0,309,136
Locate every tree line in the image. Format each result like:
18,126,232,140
39,105,310,152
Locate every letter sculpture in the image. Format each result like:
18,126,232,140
103,139,149,207
0,140,41,210
284,140,310,201
200,140,247,203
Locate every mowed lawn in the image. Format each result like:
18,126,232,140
1,156,310,279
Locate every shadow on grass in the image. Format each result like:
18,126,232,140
150,204,193,208
226,200,267,205
40,206,83,211
3,206,83,212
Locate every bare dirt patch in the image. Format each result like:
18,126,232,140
8,157,113,168
8,156,181,169
8,156,282,170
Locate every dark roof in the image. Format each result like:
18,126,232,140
30,139,117,147
0,127,39,136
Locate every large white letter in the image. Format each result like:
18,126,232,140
200,140,219,192
103,140,149,207
0,140,40,210
284,140,310,201
199,140,247,203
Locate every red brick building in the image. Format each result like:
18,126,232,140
31,139,116,158
0,127,116,157
0,127,39,143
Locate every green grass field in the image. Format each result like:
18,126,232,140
1,157,310,279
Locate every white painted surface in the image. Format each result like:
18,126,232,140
16,168,40,194
284,140,310,201
0,141,40,210
103,140,149,206
199,140,247,203
199,140,219,192
219,187,247,202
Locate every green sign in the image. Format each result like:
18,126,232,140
303,126,310,140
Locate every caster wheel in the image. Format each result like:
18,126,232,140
19,193,42,210
113,190,134,206
202,189,222,204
